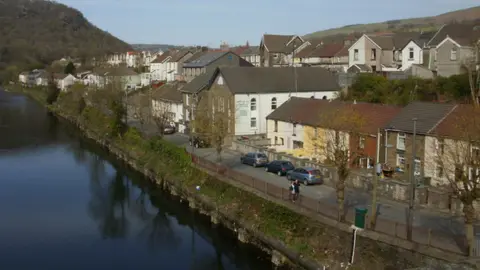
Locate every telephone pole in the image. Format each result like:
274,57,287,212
407,118,417,241
370,128,381,228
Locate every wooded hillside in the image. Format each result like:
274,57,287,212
0,0,132,81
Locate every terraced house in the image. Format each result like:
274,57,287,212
266,97,400,168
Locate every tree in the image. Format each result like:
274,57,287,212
64,61,76,75
430,105,480,256
192,88,233,162
46,74,60,105
152,101,172,138
130,92,153,133
313,105,366,222
462,41,480,107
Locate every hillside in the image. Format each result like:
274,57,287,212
305,5,480,39
0,0,131,80
131,44,178,52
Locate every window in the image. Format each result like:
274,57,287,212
250,117,257,128
274,136,278,145
435,164,444,178
409,48,414,60
396,154,405,170
271,97,277,110
274,121,278,132
354,49,359,61
250,98,256,111
371,48,376,60
469,167,480,181
292,123,297,136
434,50,438,61
397,133,406,150
280,137,284,145
471,145,480,159
450,47,457,61
435,139,445,155
359,136,365,149
293,140,304,149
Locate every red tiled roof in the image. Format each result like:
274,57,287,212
267,97,401,135
432,104,480,139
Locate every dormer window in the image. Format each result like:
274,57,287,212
354,49,359,61
371,49,376,60
409,48,414,60
250,98,256,111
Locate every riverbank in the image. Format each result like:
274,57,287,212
10,86,476,270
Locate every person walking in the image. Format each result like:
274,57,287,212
293,179,300,202
289,180,296,202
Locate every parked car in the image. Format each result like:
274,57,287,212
163,125,176,134
189,136,210,148
264,160,294,176
286,167,323,186
240,152,268,167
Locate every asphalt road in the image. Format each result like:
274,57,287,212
187,146,466,237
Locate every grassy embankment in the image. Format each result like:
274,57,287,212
11,86,432,270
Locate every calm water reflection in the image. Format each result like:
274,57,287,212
0,90,274,270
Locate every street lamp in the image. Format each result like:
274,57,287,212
407,118,417,241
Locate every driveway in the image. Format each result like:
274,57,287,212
187,146,466,237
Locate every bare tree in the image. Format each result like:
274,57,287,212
151,98,173,138
430,105,480,256
313,105,366,222
463,41,480,107
130,92,152,132
192,88,233,162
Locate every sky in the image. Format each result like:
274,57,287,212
57,0,479,47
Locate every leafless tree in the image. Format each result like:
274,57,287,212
430,105,480,256
462,41,480,107
191,88,233,162
313,105,366,222
151,99,173,138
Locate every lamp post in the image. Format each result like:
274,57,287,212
407,118,417,241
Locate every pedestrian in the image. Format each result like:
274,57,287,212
293,179,300,202
289,180,296,202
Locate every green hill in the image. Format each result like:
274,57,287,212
0,0,132,81
304,6,480,39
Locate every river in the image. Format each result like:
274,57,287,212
0,90,275,270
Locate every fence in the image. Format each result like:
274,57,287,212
190,153,466,256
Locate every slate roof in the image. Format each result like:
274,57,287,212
152,82,185,103
180,69,216,93
310,43,345,58
151,50,176,63
240,46,260,56
105,67,138,76
385,101,457,135
180,67,340,94
262,34,304,53
170,49,192,62
183,51,228,68
368,35,395,50
219,67,340,94
427,23,480,47
267,97,401,134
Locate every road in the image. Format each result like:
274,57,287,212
187,146,466,237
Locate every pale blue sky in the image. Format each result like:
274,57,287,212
57,0,479,46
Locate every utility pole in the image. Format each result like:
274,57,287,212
370,128,381,229
407,118,417,241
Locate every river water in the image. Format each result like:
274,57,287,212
0,90,274,270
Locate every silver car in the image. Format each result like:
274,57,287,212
240,152,269,167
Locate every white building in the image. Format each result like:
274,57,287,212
150,51,175,81
54,74,77,91
399,40,424,71
180,66,340,136
151,82,186,132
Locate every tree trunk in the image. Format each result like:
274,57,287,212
463,202,476,256
336,175,346,222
